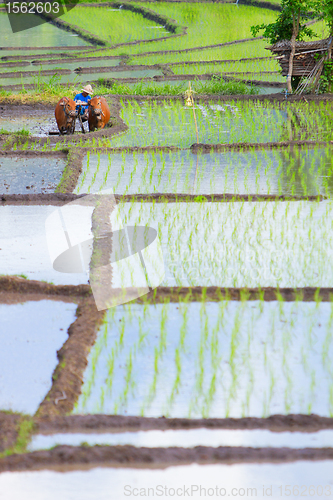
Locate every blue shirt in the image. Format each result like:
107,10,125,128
74,93,91,111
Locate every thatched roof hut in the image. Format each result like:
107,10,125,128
268,38,332,76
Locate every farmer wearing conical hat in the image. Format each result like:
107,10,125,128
74,84,93,121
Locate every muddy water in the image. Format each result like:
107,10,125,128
28,429,333,451
0,110,57,136
0,205,93,285
109,200,333,288
0,462,332,499
0,110,86,136
0,13,88,47
75,301,333,418
75,147,333,196
0,300,76,414
0,156,65,194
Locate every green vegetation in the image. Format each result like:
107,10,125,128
172,58,280,76
97,77,258,96
75,146,333,197
0,417,34,458
60,6,172,45
75,298,333,418
106,99,333,148
251,0,317,44
318,59,333,92
108,198,333,287
0,128,30,136
1,0,333,442
104,4,277,56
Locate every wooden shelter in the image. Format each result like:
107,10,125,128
268,38,332,77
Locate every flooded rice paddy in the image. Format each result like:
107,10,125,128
0,462,332,500
0,156,65,194
110,100,333,147
0,13,89,48
110,201,333,288
0,0,332,485
76,146,333,196
0,205,93,285
28,428,333,450
0,110,58,136
0,300,76,414
75,301,333,418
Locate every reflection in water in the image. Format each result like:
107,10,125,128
279,146,333,196
75,301,333,418
75,147,333,197
0,12,88,47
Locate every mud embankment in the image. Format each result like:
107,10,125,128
1,445,333,472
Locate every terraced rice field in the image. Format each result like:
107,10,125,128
1,0,333,497
0,1,284,94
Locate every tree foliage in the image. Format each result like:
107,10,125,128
251,0,317,45
315,0,333,36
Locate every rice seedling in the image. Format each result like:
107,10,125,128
60,6,171,45
75,301,333,417
105,4,276,59
101,100,333,150
75,145,333,197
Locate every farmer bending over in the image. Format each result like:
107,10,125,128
74,84,93,121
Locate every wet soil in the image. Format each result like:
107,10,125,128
190,140,333,152
1,444,333,471
0,412,20,453
0,192,326,205
0,151,67,194
1,277,332,305
0,276,91,303
35,414,333,434
36,297,104,418
89,196,114,312
55,150,84,194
